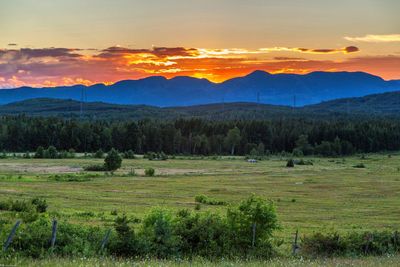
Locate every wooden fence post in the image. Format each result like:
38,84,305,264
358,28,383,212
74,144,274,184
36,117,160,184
252,223,257,247
292,229,299,255
100,229,111,251
50,219,58,249
3,220,21,252
393,231,398,251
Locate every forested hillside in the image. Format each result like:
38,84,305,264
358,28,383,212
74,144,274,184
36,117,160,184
1,89,400,120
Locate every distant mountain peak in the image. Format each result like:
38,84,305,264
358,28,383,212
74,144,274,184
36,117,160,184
246,70,271,78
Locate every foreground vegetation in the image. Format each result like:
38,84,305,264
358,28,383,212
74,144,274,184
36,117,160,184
0,153,399,264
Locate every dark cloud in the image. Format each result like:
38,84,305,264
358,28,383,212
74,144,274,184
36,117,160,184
0,48,82,61
7,43,17,46
297,46,359,54
344,46,359,53
19,48,82,58
97,46,199,58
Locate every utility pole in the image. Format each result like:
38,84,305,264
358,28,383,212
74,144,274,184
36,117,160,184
80,88,84,118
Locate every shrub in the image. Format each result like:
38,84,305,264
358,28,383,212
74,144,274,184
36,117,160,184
145,168,155,176
174,210,229,257
104,148,122,172
109,214,138,256
144,152,167,161
301,232,346,257
110,209,118,216
353,163,366,168
123,150,136,159
45,146,59,159
300,231,400,257
9,218,105,258
226,195,279,257
286,159,295,168
84,164,107,172
50,173,95,182
93,149,104,158
194,194,226,206
297,159,313,166
0,200,11,210
140,208,179,258
31,197,47,213
34,146,45,158
10,199,32,212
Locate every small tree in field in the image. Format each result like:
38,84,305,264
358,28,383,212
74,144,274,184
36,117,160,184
104,148,122,172
286,159,295,168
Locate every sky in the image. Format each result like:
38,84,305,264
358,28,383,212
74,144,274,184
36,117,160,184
0,0,399,88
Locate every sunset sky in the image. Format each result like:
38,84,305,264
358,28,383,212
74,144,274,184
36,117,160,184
1,0,399,88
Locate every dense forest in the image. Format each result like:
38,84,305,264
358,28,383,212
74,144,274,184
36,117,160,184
1,115,400,156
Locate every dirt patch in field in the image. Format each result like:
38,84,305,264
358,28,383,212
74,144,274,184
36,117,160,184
0,163,82,174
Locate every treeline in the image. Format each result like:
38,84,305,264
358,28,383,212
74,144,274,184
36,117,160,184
1,115,400,155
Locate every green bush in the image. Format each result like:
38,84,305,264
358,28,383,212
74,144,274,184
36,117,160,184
144,152,167,161
226,194,279,257
109,214,138,256
0,200,11,210
34,146,45,158
104,148,122,172
10,199,32,212
140,208,179,258
297,159,313,166
31,198,47,213
145,168,155,176
84,164,107,172
353,163,366,168
301,231,400,257
7,218,105,258
93,149,104,158
174,209,229,257
123,150,136,159
286,159,295,168
194,194,226,205
50,173,95,182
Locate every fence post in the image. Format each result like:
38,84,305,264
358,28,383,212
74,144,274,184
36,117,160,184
364,232,373,255
252,223,257,247
292,229,299,255
50,219,58,249
3,220,21,252
393,231,398,251
100,229,111,251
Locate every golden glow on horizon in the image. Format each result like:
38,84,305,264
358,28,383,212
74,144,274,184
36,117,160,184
0,44,399,88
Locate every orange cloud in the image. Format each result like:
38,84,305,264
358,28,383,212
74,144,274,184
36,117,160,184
0,45,397,88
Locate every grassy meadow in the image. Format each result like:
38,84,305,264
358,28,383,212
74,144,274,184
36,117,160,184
0,153,399,264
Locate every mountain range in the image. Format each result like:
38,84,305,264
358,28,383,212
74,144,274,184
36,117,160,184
1,90,399,120
0,71,399,107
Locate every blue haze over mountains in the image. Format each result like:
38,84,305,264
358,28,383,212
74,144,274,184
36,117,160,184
0,71,399,107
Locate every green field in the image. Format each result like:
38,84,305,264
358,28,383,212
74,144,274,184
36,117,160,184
1,153,399,244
